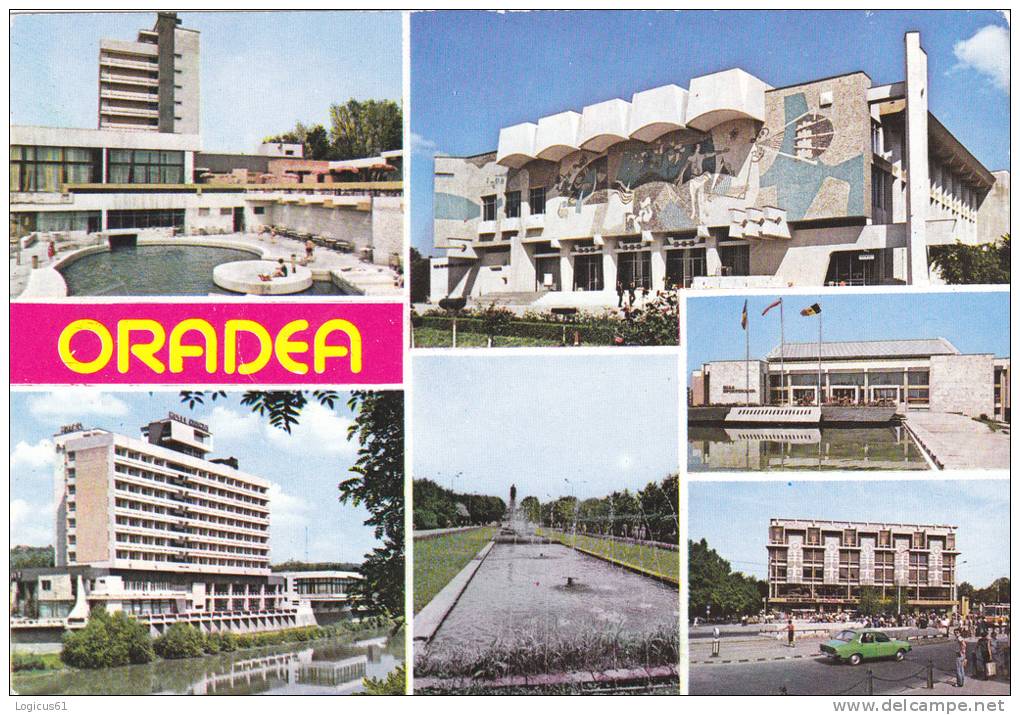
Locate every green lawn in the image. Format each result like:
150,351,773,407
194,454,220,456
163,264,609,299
539,530,680,585
413,527,497,613
412,327,562,348
11,651,64,673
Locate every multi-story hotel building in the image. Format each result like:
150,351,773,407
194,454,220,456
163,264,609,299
10,414,315,634
690,337,1010,420
98,12,200,134
429,32,1009,306
767,518,959,613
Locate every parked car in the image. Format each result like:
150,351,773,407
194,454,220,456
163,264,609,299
820,629,912,665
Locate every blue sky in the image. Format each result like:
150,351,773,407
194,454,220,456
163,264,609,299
413,353,679,502
10,11,401,153
410,10,1010,254
10,390,381,565
689,479,1010,586
687,291,1010,379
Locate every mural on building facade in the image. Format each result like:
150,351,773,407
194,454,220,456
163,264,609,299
434,79,868,240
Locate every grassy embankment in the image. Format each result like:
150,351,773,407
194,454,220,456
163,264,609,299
413,526,497,613
538,529,680,585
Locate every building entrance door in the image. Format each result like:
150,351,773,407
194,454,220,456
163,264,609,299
665,247,707,288
573,254,604,291
233,207,245,233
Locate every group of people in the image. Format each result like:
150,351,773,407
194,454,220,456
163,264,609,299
615,280,649,309
255,226,317,264
955,627,1009,687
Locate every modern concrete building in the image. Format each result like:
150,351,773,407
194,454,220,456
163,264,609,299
98,12,200,134
9,414,316,636
691,337,1010,420
767,518,959,613
280,570,364,624
429,32,1009,306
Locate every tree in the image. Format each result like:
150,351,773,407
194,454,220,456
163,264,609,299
153,623,205,659
688,538,766,620
958,582,975,600
858,586,891,617
61,608,153,669
329,99,403,161
519,496,541,524
10,545,54,569
339,391,404,621
409,247,431,304
929,234,1010,284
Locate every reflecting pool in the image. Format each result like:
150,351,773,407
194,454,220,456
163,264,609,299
687,426,929,472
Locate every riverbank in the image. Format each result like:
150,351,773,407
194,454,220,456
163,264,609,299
12,625,403,696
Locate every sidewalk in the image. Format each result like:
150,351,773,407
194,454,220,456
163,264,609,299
905,412,1010,470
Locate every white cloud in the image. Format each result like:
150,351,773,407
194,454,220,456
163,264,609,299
268,481,312,528
10,498,54,546
411,132,439,156
954,25,1010,92
10,438,55,470
264,401,356,456
205,405,264,443
26,389,129,421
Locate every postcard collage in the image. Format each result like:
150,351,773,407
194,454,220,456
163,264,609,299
7,9,1012,702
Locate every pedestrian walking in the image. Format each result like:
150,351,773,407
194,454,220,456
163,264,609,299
616,281,624,308
627,281,636,307
955,630,967,687
786,618,795,648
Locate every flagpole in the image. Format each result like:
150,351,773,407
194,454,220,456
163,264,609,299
746,313,751,407
779,299,786,405
817,313,823,407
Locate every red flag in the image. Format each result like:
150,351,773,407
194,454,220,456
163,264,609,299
762,298,782,316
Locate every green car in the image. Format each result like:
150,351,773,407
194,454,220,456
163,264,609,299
820,629,912,665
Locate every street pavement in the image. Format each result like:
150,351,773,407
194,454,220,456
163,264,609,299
689,637,1010,696
905,412,1010,470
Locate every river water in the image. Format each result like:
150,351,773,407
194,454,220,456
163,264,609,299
12,633,402,695
688,425,929,472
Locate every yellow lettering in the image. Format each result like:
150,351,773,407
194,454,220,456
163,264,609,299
117,319,166,374
168,319,217,374
223,320,274,375
313,319,363,374
275,320,309,375
58,319,114,374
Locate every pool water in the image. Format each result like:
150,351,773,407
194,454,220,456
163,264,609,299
688,425,929,471
60,245,352,296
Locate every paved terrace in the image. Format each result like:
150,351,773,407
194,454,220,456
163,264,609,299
905,412,1010,470
11,231,400,298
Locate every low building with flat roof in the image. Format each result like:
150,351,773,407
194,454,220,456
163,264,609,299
691,337,1009,420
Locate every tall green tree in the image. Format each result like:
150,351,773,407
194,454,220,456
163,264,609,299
329,99,403,160
409,247,431,304
688,538,766,619
929,234,1010,284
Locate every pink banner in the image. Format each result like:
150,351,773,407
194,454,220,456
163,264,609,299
10,303,403,385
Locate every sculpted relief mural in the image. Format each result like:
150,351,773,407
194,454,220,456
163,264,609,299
435,77,869,241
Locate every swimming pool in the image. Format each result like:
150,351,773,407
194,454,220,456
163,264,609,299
59,245,353,296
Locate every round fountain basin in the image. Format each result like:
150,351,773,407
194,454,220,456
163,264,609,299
213,260,313,295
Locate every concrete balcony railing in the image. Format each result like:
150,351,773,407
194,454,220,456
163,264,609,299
101,88,159,102
496,122,538,168
100,105,159,118
100,56,159,72
535,111,582,162
101,73,159,87
579,98,631,153
629,84,688,142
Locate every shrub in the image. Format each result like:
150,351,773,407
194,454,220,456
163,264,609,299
361,664,406,695
202,632,221,654
12,653,47,671
61,608,154,669
218,631,238,653
153,623,205,660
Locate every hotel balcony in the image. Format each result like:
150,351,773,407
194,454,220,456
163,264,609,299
100,105,160,119
496,122,538,168
579,98,631,153
101,73,159,87
98,121,158,132
686,68,770,132
524,212,545,230
628,84,688,143
535,111,582,162
101,88,158,103
100,56,159,73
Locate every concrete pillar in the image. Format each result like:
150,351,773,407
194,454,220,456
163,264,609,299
510,234,535,291
602,243,618,294
904,31,931,285
705,234,722,276
560,250,574,292
650,237,667,291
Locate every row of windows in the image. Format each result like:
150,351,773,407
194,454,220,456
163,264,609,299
114,461,269,512
10,146,102,192
114,447,268,496
770,526,949,549
107,149,185,184
115,549,265,570
482,187,547,221
107,208,185,230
